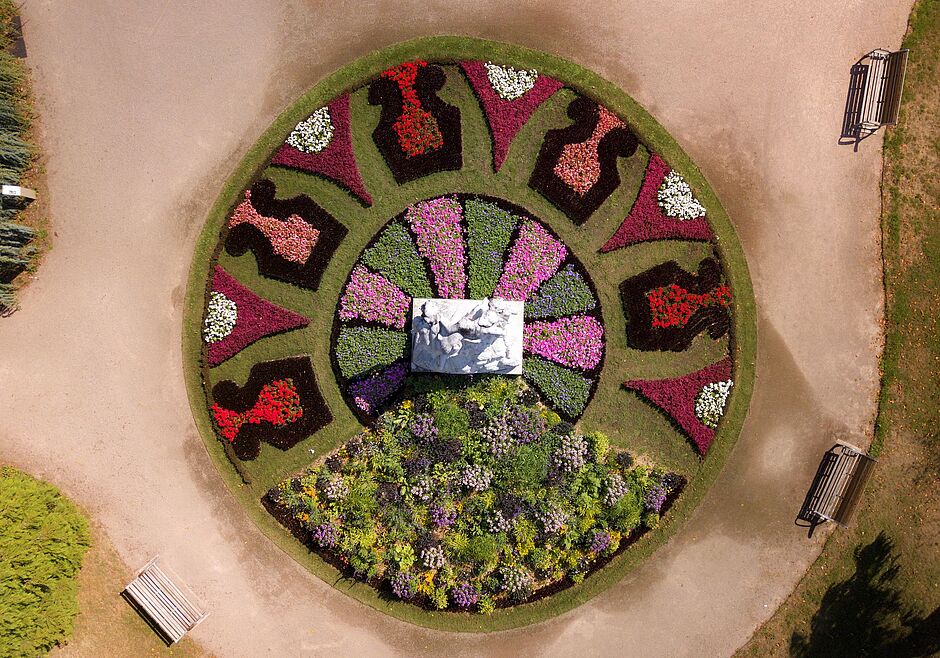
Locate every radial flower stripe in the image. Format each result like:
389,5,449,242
465,198,518,298
494,220,566,301
525,264,596,319
406,197,467,299
360,222,433,298
338,266,410,329
335,327,407,379
523,315,604,370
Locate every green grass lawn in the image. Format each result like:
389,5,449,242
183,36,756,630
738,2,940,655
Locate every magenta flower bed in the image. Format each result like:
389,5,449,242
348,361,408,413
460,61,563,171
406,197,467,299
494,220,567,301
207,267,309,367
601,154,713,252
338,266,409,328
271,93,373,206
524,315,604,370
623,357,732,455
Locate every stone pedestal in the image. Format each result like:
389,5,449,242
411,298,524,375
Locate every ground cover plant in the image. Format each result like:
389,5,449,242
184,37,756,629
266,378,684,612
0,466,91,656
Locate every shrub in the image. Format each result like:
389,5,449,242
0,466,90,657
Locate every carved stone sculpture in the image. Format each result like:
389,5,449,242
411,298,524,374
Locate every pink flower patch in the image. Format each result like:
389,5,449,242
228,190,319,264
601,154,713,252
553,107,625,195
494,220,566,301
406,197,467,299
623,357,732,455
339,266,409,329
524,315,604,370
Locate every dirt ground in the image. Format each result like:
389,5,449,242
0,1,913,656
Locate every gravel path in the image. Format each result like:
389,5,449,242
0,1,911,656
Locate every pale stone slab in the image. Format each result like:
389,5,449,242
411,298,524,375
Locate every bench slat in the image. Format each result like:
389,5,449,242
125,582,186,641
123,558,207,645
144,566,204,621
136,571,199,628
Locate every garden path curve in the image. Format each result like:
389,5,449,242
0,1,911,656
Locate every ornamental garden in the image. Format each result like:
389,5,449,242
184,38,755,628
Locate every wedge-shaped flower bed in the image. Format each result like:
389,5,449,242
271,94,373,206
601,154,713,252
265,379,684,613
461,60,563,171
210,356,332,460
204,266,309,367
624,357,733,455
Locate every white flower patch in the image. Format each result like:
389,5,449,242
286,106,334,154
203,291,238,343
484,62,538,101
657,170,706,221
694,379,733,429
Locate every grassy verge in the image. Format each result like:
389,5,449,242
51,521,207,658
183,36,756,630
738,2,940,655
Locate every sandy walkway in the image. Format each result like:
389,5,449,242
0,1,911,656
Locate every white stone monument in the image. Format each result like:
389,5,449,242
411,298,524,375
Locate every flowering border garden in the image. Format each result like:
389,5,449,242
182,36,756,631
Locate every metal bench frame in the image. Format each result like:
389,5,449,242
803,442,877,527
123,557,208,645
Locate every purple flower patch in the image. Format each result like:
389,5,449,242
406,197,467,299
338,265,410,329
601,154,713,252
461,60,564,172
271,93,373,206
206,266,309,367
347,361,408,414
494,220,567,301
623,356,732,455
523,315,604,370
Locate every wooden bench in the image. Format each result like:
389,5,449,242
122,557,208,645
801,442,877,527
855,49,909,133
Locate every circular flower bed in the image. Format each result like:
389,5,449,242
184,37,756,629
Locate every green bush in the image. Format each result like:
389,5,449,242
0,466,90,657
